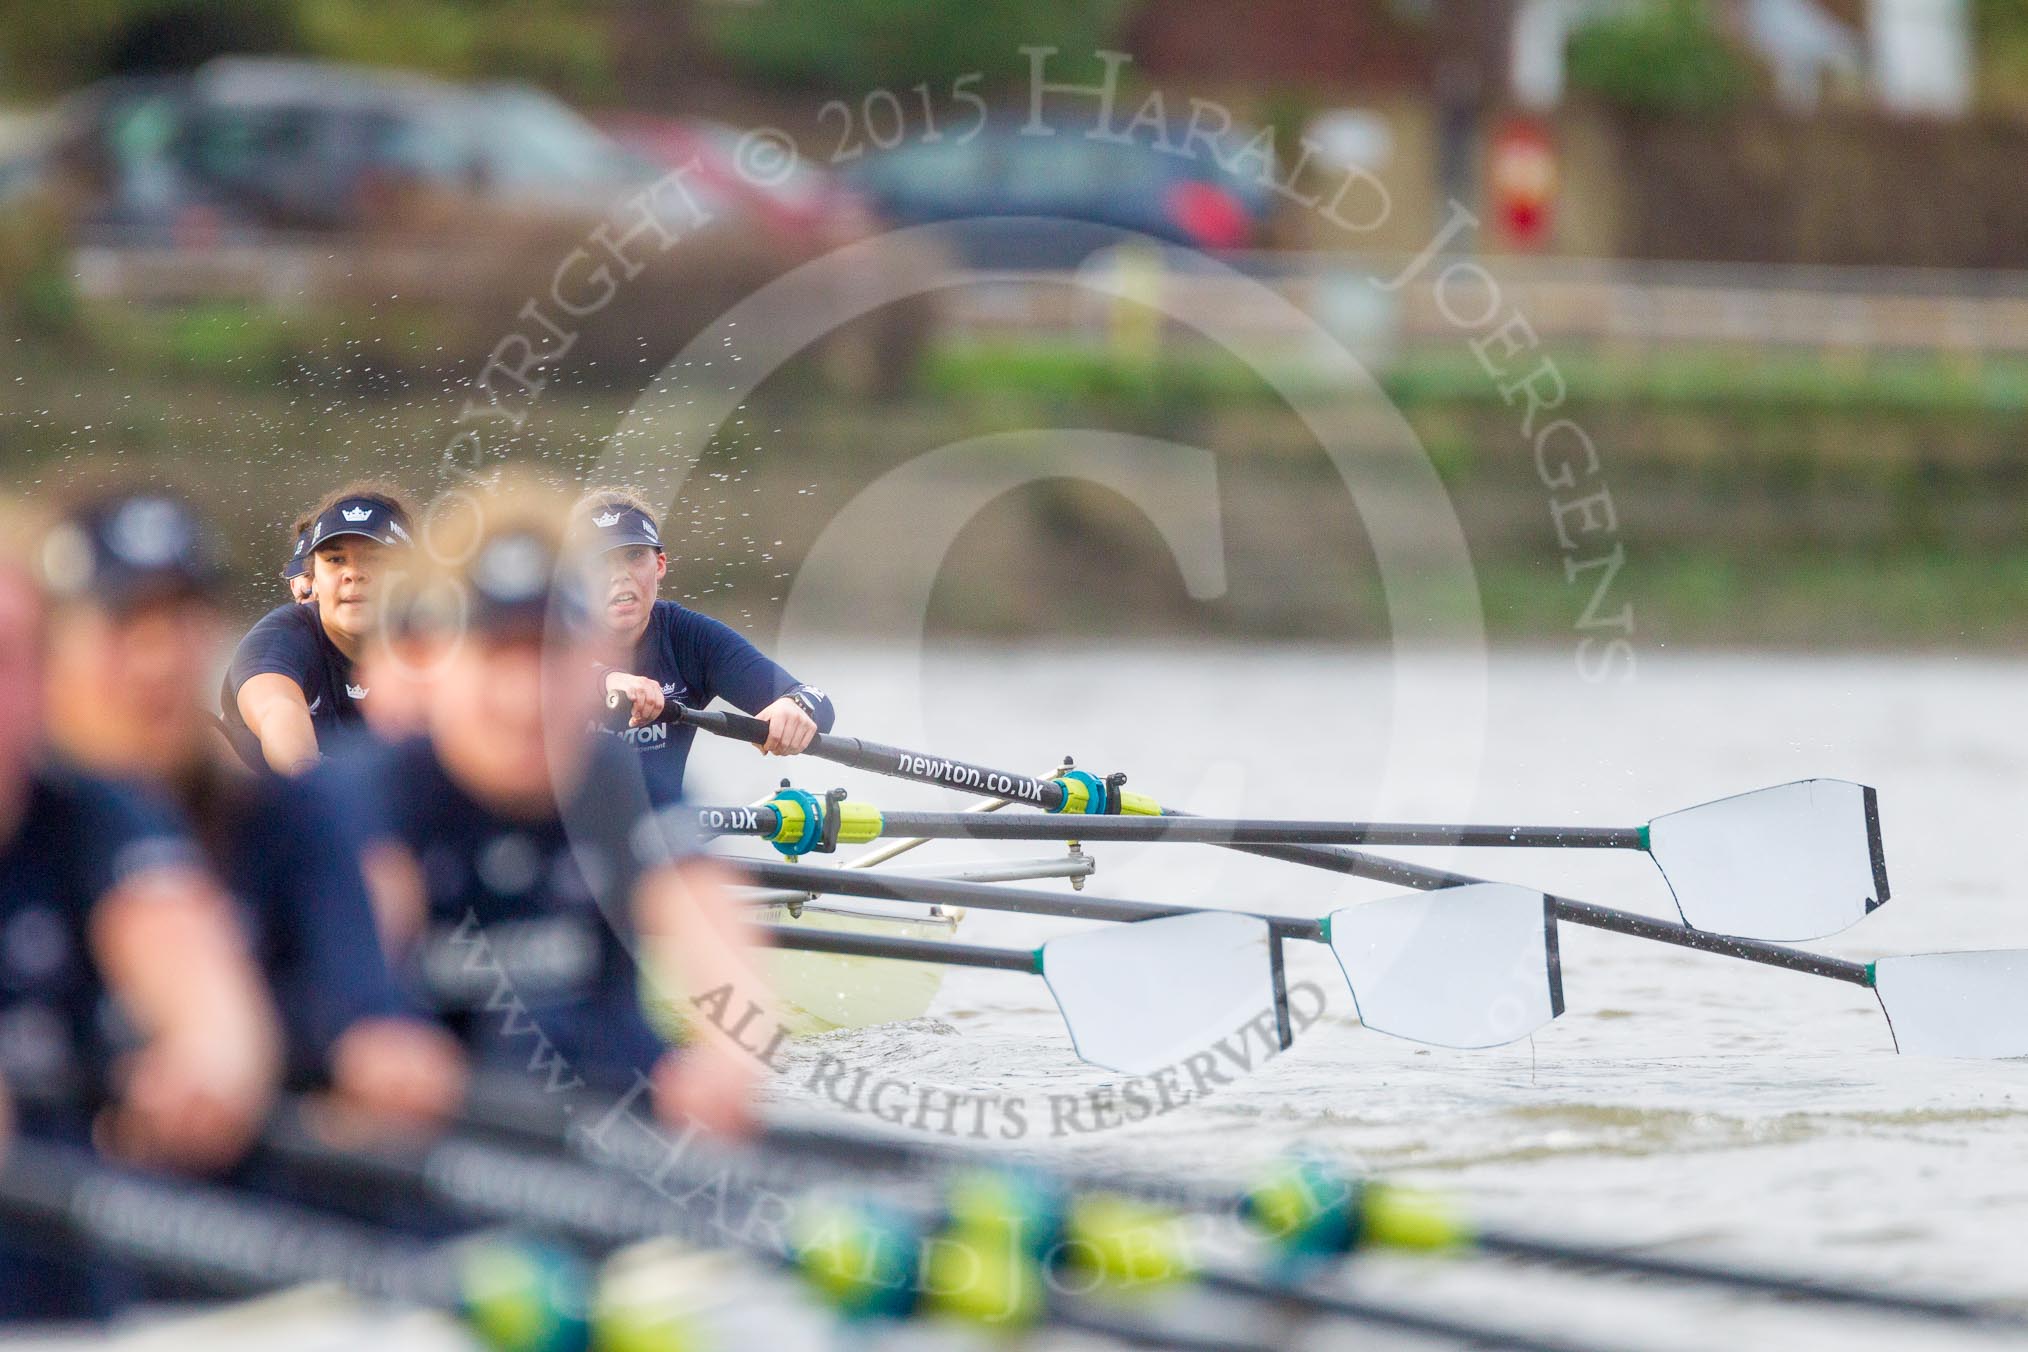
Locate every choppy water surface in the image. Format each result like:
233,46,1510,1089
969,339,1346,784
691,644,2028,1350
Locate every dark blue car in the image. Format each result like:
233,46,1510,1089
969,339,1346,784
843,126,1274,269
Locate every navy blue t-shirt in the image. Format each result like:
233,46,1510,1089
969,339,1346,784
180,765,414,1086
602,600,835,804
219,602,368,772
0,764,202,1322
328,735,690,1090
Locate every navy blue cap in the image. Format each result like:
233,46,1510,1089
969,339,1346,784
281,525,311,580
39,493,223,612
307,497,412,553
572,503,662,554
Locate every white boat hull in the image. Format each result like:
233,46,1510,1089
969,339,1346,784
645,897,961,1038
756,900,961,1034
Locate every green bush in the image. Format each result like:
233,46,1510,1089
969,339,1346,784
0,193,81,338
297,0,615,98
1,0,615,101
1566,0,1756,114
704,0,1140,92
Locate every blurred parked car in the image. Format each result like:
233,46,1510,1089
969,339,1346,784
31,57,942,391
841,125,1277,268
45,59,656,239
597,113,881,251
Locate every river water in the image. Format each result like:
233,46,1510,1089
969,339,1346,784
692,643,2028,1352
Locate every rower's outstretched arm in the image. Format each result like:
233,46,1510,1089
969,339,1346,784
236,672,322,774
684,609,834,754
632,855,775,1137
91,864,282,1171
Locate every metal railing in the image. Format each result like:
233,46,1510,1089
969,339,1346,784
68,234,2028,358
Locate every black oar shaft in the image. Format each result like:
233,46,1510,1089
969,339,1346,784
1472,1229,2026,1325
681,707,1871,985
676,706,1071,809
1549,897,1870,983
1190,831,1873,986
746,861,1324,943
761,920,1040,972
1048,1300,1277,1352
698,805,1641,849
1200,1269,1621,1352
260,1109,685,1252
0,1138,460,1306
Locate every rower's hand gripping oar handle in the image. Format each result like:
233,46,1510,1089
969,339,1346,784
601,691,771,742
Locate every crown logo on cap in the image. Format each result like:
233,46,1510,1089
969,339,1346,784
341,506,374,523
593,510,622,529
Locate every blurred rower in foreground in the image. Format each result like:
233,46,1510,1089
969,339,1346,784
569,487,835,804
333,481,772,1134
221,483,413,774
2,498,280,1321
43,490,466,1133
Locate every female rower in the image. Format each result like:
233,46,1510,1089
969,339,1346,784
43,490,466,1131
220,482,412,774
569,487,834,804
2,502,280,1320
331,483,771,1134
281,516,313,603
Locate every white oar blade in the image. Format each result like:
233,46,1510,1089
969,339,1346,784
1326,883,1562,1049
1873,952,2028,1058
1646,779,1886,941
1040,911,1278,1076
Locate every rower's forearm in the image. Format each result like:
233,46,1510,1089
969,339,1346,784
257,721,320,774
244,701,320,773
92,880,284,1082
640,859,778,1051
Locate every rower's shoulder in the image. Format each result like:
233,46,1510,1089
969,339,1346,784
659,599,752,649
649,597,695,631
22,760,200,880
245,600,316,637
230,599,317,657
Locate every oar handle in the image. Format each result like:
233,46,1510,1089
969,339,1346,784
601,691,774,742
669,701,772,744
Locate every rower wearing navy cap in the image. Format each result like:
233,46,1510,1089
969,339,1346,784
280,516,313,604
568,487,835,805
330,479,768,1135
221,481,413,773
2,495,281,1321
44,489,466,1134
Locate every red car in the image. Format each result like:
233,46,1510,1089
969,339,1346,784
595,113,880,253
